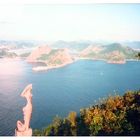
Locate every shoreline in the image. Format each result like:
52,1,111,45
32,58,140,72
1,57,139,72
126,59,140,62
78,57,140,64
32,61,74,72
78,57,126,64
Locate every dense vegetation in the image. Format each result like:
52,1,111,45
136,52,140,60
33,90,140,136
37,49,59,61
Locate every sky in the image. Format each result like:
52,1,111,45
0,3,140,41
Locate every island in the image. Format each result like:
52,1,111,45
26,46,74,71
79,43,137,64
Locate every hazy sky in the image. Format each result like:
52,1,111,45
0,4,140,41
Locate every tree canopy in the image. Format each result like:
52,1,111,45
33,90,140,136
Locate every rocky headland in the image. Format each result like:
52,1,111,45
27,46,74,71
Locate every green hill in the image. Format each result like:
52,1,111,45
36,48,73,66
33,90,140,136
80,43,138,63
101,43,137,59
37,49,59,61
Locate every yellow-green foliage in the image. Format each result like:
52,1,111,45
33,90,140,136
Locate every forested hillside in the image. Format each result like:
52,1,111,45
33,90,140,136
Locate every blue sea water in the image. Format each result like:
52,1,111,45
0,59,140,136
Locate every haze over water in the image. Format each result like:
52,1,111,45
0,59,140,136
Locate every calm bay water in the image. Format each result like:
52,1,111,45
0,59,140,136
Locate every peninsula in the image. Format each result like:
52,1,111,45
26,46,74,71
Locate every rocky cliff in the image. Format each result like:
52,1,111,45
26,45,51,62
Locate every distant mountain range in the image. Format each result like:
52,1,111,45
0,40,140,68
121,41,140,50
50,40,92,51
0,39,140,50
0,40,42,48
51,40,140,51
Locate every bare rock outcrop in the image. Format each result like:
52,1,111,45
27,46,51,62
15,84,33,136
